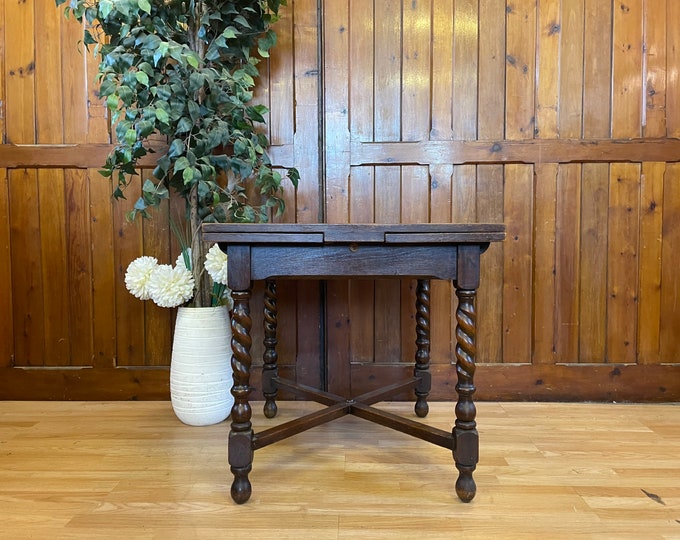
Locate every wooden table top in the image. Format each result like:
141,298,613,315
203,223,506,245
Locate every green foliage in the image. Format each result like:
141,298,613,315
58,0,298,223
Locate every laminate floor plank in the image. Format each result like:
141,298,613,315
0,401,679,539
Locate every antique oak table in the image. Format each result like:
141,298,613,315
202,223,505,504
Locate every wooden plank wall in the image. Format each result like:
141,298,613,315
321,0,680,401
1,0,679,401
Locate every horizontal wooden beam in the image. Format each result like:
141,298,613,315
0,364,288,401
2,139,679,169
351,363,680,403
0,142,295,169
3,362,678,402
351,137,680,166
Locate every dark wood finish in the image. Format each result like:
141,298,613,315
262,280,279,419
203,222,504,504
414,279,431,418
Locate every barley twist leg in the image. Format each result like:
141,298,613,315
229,289,253,504
453,288,478,503
414,279,431,418
262,280,279,419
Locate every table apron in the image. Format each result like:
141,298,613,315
246,245,459,281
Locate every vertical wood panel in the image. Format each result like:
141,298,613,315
607,163,640,363
323,0,351,395
66,169,94,366
476,0,505,365
533,0,560,364
0,1,5,142
612,0,643,138
505,0,537,140
555,0,582,364
9,169,45,367
324,0,350,223
558,0,584,137
642,0,666,137
347,0,376,368
450,0,478,220
90,169,116,368
60,1,88,144
665,0,680,136
0,168,12,368
5,0,35,144
535,0,560,137
476,165,504,364
113,180,145,367
609,0,643,364
504,1,535,363
400,0,431,364
37,171,69,365
86,13,117,369
428,0,454,365
583,0,612,138
578,163,609,362
580,0,612,363
61,5,95,366
36,1,69,366
431,0,454,141
637,162,664,364
268,1,294,147
6,0,41,367
372,0,403,370
291,0,321,223
503,164,533,363
659,163,680,361
532,163,557,364
142,188,172,367
554,164,581,362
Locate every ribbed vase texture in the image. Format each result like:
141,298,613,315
170,306,234,426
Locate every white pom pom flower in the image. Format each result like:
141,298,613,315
124,256,159,300
205,244,229,285
148,264,195,308
175,248,192,270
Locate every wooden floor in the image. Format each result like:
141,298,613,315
1,400,679,539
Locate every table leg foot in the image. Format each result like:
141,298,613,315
455,465,477,502
230,464,253,504
263,400,278,419
414,399,429,418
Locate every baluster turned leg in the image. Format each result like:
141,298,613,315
229,289,254,504
262,280,279,419
453,288,478,503
414,279,431,418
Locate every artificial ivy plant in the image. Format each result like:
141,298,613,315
57,0,299,305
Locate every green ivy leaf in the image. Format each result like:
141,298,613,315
106,94,118,110
183,167,196,185
185,52,200,69
99,0,113,18
124,128,136,145
135,71,149,86
155,107,170,124
138,0,151,14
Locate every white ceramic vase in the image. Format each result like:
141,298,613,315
170,305,234,426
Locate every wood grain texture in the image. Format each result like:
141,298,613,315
2,1,680,401
1,401,679,539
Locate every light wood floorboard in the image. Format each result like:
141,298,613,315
1,401,679,539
